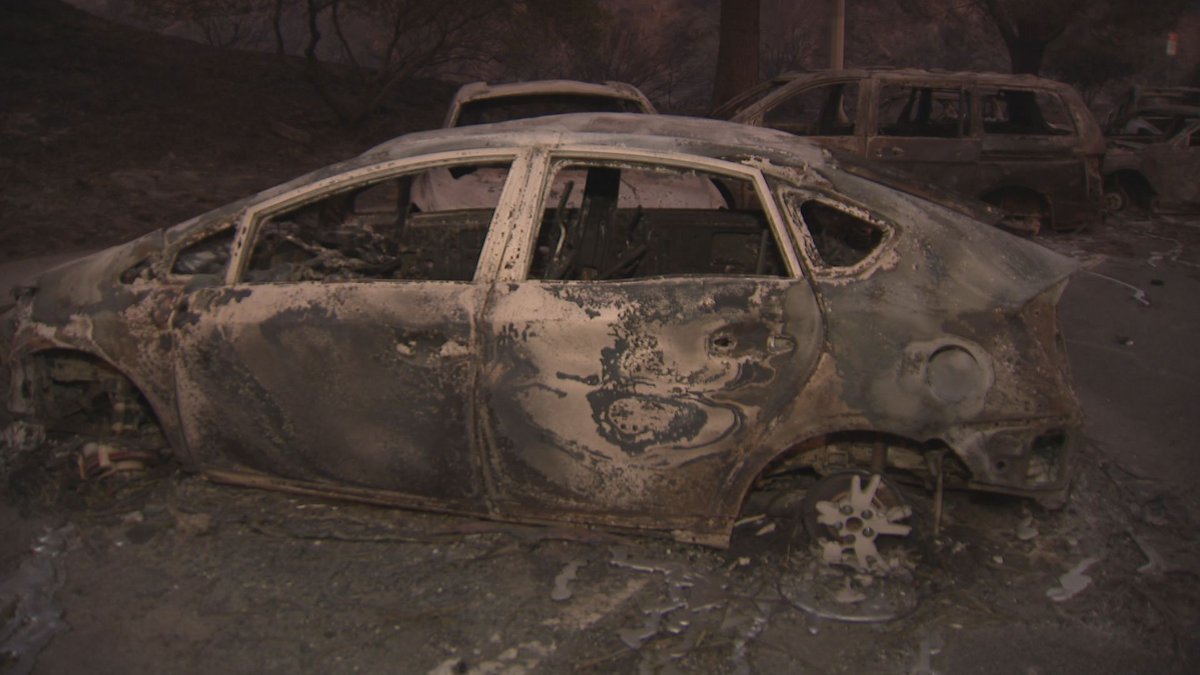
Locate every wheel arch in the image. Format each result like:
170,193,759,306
1104,169,1157,210
978,185,1053,233
728,429,937,520
9,346,180,451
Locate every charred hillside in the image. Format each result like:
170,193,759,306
0,0,452,262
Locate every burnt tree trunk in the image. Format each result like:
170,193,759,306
711,0,760,109
1005,35,1049,75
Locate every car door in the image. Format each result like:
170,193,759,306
865,77,981,193
477,151,825,532
170,151,529,509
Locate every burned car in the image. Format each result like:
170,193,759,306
1,115,1080,565
716,69,1106,235
1102,91,1199,214
1103,85,1200,137
442,79,657,128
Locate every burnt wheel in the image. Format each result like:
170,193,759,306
802,470,912,571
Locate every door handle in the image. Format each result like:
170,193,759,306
889,146,904,157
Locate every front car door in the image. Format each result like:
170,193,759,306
170,150,530,511
477,149,825,542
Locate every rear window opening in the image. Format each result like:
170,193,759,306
980,88,1075,136
794,199,885,268
527,163,789,281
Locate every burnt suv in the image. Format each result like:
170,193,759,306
717,68,1106,235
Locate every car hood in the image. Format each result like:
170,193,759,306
16,228,165,325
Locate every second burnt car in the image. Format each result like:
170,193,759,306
1,114,1080,568
409,79,728,212
716,69,1107,235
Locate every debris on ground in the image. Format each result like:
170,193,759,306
550,560,583,601
1046,557,1100,602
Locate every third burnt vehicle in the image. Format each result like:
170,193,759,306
1101,86,1200,213
414,79,724,211
1,114,1080,570
716,68,1106,235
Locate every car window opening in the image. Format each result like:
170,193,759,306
878,85,969,139
980,88,1074,136
173,227,235,277
763,81,858,136
529,163,788,281
797,200,885,268
243,162,512,283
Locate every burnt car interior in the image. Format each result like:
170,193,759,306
526,163,789,281
241,162,512,283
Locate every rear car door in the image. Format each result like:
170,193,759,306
477,151,825,538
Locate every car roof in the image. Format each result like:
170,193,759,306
369,112,828,167
163,112,1002,247
725,68,1082,121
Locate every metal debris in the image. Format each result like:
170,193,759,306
550,560,584,602
1085,271,1151,306
1016,510,1039,541
778,556,918,623
909,632,945,675
1046,557,1100,602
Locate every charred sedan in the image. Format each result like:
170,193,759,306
1,115,1080,555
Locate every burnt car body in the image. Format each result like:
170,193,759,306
1103,85,1200,137
1,114,1080,547
1102,89,1200,213
717,68,1106,235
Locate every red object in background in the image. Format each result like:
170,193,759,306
1166,32,1179,56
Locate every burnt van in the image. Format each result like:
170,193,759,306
719,69,1106,234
